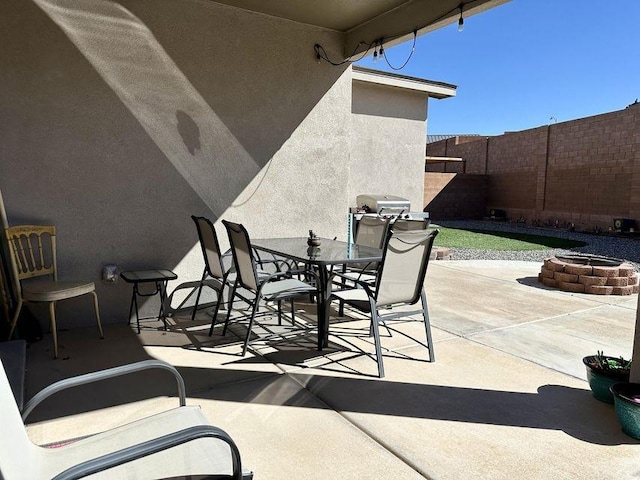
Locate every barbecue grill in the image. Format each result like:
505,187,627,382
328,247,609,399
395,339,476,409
349,194,429,238
355,194,429,221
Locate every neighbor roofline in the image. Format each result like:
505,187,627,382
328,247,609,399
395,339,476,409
352,65,456,98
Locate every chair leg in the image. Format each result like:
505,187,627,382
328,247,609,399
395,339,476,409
420,289,435,363
277,300,282,326
208,289,224,336
7,298,23,341
222,280,238,336
49,301,59,359
91,291,104,339
242,298,260,356
369,298,384,378
289,298,295,325
191,269,207,321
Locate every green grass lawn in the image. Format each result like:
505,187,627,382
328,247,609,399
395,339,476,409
433,227,586,251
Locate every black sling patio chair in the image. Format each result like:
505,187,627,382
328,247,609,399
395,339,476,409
331,228,439,378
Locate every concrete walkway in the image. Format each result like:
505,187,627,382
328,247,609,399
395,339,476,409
22,260,639,479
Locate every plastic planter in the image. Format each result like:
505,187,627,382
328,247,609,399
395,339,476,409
610,383,640,440
583,355,630,404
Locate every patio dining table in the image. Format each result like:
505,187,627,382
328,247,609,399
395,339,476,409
251,237,382,350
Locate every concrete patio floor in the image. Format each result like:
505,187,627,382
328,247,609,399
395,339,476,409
22,260,640,479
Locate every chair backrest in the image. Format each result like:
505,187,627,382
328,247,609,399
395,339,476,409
353,216,390,271
191,216,225,280
392,218,430,231
376,229,439,307
355,216,390,249
222,221,258,291
5,226,57,292
0,358,41,479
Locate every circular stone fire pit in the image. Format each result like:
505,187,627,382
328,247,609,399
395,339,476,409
539,254,639,295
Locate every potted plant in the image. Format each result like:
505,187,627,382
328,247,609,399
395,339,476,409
582,351,631,403
610,382,640,439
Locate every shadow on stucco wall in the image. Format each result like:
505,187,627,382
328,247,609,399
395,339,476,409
0,0,346,325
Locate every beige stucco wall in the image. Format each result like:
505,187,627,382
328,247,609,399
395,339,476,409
349,81,428,210
0,0,428,327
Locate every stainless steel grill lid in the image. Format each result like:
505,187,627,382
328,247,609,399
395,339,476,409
356,194,411,214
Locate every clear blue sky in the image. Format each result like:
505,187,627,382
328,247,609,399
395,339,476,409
356,0,640,136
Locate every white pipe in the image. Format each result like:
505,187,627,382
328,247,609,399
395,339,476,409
631,293,640,383
0,187,7,231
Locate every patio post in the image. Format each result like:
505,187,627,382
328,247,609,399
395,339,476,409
632,293,640,383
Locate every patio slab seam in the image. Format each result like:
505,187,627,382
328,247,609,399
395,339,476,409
281,366,434,480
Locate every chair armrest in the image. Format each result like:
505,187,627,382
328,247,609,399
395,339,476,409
252,250,297,272
22,360,186,421
51,425,246,480
330,271,376,297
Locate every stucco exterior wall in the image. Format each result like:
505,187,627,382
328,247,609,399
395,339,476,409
349,81,428,210
0,0,351,325
0,0,430,328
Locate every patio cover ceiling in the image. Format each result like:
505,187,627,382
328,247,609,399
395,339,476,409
208,0,510,57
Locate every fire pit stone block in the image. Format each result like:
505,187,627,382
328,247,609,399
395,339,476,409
539,255,638,296
579,275,608,286
585,285,614,295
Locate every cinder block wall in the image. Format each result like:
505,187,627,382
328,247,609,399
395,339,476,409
424,105,640,229
424,173,487,221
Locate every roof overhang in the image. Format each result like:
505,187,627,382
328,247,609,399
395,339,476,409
207,0,510,58
352,66,456,99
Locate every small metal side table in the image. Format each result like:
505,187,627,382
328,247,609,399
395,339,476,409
120,269,177,334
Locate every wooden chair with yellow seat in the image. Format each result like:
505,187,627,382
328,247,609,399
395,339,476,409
4,225,103,358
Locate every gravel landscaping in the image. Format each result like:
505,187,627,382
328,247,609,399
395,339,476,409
434,220,640,271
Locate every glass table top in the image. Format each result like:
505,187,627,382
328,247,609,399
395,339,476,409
251,237,381,265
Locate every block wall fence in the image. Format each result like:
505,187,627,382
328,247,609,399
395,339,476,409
424,105,640,230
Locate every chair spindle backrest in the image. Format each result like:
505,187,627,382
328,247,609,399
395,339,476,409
5,226,57,285
376,229,439,307
191,216,225,280
222,221,258,291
